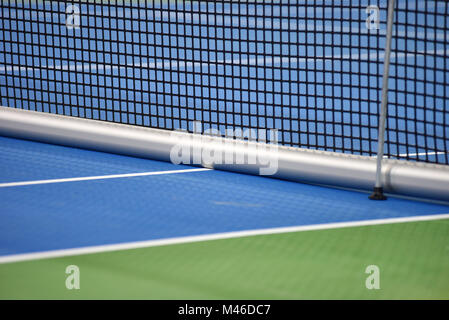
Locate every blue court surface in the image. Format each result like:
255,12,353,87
0,135,448,259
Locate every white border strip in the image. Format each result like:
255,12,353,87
0,168,211,188
0,213,448,264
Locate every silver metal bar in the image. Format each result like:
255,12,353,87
1,106,448,203
370,0,396,200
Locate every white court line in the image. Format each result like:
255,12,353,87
0,168,212,188
381,151,448,159
0,213,448,264
2,49,446,74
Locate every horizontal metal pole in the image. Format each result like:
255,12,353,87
0,106,448,203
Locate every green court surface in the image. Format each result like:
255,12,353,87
1,219,448,300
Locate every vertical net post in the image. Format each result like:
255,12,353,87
369,0,396,200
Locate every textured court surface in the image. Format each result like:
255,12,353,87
0,136,448,299
1,220,449,299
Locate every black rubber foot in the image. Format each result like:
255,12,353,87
369,187,387,200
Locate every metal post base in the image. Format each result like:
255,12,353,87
369,187,387,200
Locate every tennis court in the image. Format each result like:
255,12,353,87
0,0,448,299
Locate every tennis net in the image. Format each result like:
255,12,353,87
0,0,448,164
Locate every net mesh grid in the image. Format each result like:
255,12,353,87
0,0,448,164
